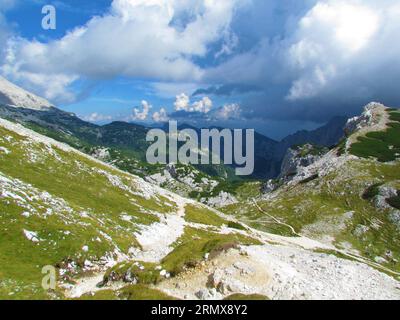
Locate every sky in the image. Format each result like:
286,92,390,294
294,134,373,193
1,0,400,139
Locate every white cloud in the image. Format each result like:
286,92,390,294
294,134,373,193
174,93,213,113
192,96,213,113
152,107,169,122
132,100,152,121
1,0,244,103
287,0,381,100
174,93,191,112
213,103,242,120
83,112,113,122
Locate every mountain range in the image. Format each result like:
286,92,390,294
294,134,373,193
0,76,346,182
1,76,399,300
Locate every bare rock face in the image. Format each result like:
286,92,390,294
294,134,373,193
389,211,400,229
205,191,238,208
374,186,398,210
261,179,280,194
261,144,328,194
279,144,328,182
344,102,381,136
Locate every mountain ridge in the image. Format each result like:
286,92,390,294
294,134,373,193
0,76,346,180
1,112,400,299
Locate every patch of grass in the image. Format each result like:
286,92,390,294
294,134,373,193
79,285,177,300
227,221,247,230
161,227,261,276
350,111,400,162
104,261,162,285
184,204,229,227
119,285,177,300
224,294,269,300
362,183,383,200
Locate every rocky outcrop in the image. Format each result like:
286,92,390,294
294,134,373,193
279,144,326,180
204,192,238,208
374,186,398,210
344,102,386,137
261,179,280,194
262,144,328,193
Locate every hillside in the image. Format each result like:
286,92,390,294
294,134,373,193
1,108,400,300
221,103,400,277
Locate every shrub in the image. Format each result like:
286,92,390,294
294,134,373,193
362,183,383,200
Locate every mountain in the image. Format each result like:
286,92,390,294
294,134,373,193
0,79,234,201
221,103,400,284
0,78,399,299
0,77,347,184
1,102,400,300
278,116,347,153
0,76,54,111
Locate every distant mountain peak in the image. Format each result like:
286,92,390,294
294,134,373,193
0,76,54,111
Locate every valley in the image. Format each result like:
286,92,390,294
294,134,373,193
0,78,400,300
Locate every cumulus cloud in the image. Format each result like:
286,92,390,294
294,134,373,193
152,107,169,123
174,93,191,112
0,0,244,103
192,96,213,113
2,0,400,125
132,100,152,121
174,93,213,113
213,103,242,120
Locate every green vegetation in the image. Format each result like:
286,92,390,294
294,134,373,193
350,111,400,162
189,180,261,202
79,285,177,300
293,144,329,157
0,124,177,299
362,183,383,200
222,159,400,273
161,227,261,276
104,261,162,285
227,221,247,230
224,294,269,300
184,204,229,227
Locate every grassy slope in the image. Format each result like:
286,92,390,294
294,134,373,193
0,123,175,299
350,111,400,162
222,109,400,274
0,121,263,299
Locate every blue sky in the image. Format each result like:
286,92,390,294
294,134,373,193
1,0,400,139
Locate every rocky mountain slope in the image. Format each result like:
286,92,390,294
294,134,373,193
0,76,54,111
1,100,400,299
222,103,400,280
